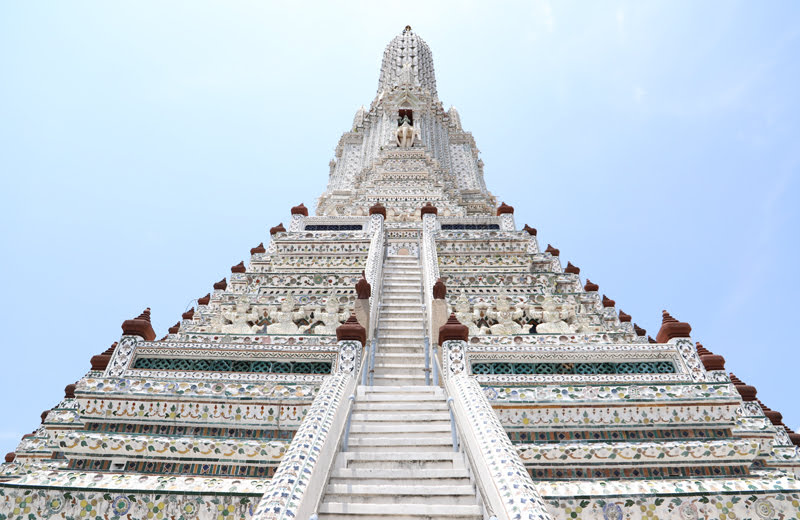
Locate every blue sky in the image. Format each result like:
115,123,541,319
1,1,799,454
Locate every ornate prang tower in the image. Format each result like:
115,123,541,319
2,26,799,520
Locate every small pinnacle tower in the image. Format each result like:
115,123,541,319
1,28,799,520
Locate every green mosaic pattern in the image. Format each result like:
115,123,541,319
133,357,332,374
471,361,676,375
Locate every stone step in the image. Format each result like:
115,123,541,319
346,435,451,446
373,352,425,360
357,391,442,402
341,451,462,470
371,377,429,387
318,502,481,519
374,345,421,354
324,486,477,505
351,412,450,423
377,338,424,345
355,401,446,412
346,441,454,453
326,483,473,496
372,364,425,376
329,467,470,485
358,385,441,393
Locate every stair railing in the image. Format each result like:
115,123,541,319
434,340,554,520
341,394,357,451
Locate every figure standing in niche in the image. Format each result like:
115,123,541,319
221,294,261,334
267,294,304,334
454,292,486,336
487,291,524,335
396,115,419,148
531,294,576,334
311,297,349,335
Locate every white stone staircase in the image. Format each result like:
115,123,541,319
318,253,482,520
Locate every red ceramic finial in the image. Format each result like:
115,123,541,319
523,224,537,236
602,295,615,308
290,203,308,216
369,202,387,218
545,244,560,257
696,342,726,371
4,453,15,463
656,310,692,343
213,278,228,290
90,342,118,371
433,279,446,300
168,322,180,334
181,308,194,320
198,293,211,305
250,243,266,254
618,310,631,322
439,313,469,345
355,277,371,299
729,373,757,401
565,262,580,275
336,313,366,346
231,261,246,273
584,279,599,292
496,202,514,215
633,323,646,336
270,223,286,235
64,383,77,399
420,202,438,217
121,308,156,341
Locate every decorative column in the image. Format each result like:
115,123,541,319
105,308,155,377
497,202,515,231
289,203,308,231
354,276,371,340
431,279,448,346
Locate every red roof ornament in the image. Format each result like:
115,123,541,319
564,262,580,275
168,322,180,334
758,401,783,426
656,310,692,343
729,373,757,401
336,314,366,346
4,453,14,463
90,342,118,371
633,323,646,336
181,308,194,320
270,223,286,235
785,426,800,446
290,203,308,216
432,279,446,300
213,278,227,290
231,261,246,273
545,244,560,256
584,279,599,292
695,342,726,371
602,295,615,308
250,242,266,254
121,308,156,341
355,277,371,299
420,202,438,217
496,202,514,215
198,293,211,305
523,224,537,236
618,310,631,322
439,313,469,345
369,202,387,218
64,383,77,399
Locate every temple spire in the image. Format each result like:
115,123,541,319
377,26,438,99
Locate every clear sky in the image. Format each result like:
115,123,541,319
1,1,799,455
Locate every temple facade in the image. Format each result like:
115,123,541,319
2,26,799,520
